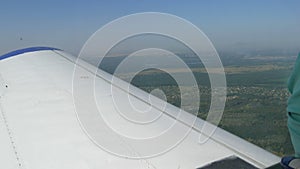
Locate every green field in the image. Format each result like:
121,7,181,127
128,57,295,156
100,55,297,156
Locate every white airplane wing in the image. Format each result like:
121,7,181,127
0,47,280,169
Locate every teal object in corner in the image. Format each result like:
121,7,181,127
287,52,300,157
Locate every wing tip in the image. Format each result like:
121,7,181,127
0,46,62,61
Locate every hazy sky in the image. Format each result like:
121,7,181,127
1,0,300,56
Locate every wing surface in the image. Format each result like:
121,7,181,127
0,47,280,169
